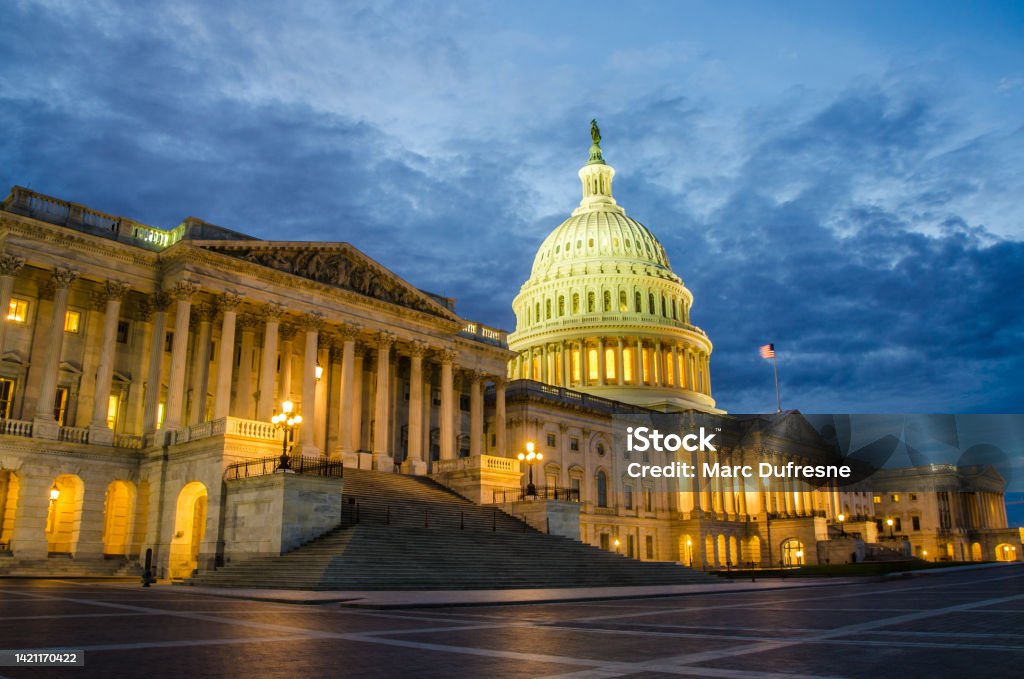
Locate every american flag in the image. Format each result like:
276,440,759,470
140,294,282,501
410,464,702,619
759,343,775,359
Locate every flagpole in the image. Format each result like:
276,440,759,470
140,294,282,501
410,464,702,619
772,355,781,413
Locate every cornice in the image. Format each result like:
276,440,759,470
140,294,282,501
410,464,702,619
0,214,158,269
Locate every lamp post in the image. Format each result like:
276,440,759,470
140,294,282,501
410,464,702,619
886,518,894,538
685,538,693,567
517,441,543,497
613,538,621,554
837,513,846,536
271,400,302,470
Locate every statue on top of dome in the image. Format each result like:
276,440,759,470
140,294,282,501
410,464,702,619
587,119,605,165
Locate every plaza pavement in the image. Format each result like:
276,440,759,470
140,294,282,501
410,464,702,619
0,563,1021,678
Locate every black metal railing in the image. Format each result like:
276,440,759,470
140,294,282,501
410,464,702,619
223,455,344,480
492,486,581,504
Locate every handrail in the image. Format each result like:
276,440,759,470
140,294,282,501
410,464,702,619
223,455,343,480
492,486,581,503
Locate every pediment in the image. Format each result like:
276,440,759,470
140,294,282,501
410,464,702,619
197,242,460,321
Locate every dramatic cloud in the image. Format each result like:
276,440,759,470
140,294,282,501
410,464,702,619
2,0,1022,413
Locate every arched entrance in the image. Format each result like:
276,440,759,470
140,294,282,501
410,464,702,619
995,543,1017,562
0,470,19,551
46,474,84,555
169,482,208,579
781,538,805,566
704,534,714,568
745,535,762,567
971,542,982,562
102,481,136,557
728,536,739,567
716,534,727,567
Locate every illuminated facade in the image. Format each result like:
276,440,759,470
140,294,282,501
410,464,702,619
0,126,1018,579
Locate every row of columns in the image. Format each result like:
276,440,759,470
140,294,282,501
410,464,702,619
513,337,710,395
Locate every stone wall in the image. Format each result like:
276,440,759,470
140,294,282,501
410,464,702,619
497,499,580,540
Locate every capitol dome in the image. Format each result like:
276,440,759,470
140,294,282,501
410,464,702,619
508,122,717,412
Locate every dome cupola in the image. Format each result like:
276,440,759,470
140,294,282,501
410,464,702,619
508,122,717,413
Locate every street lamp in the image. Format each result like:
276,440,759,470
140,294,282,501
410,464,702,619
613,538,621,553
886,518,894,538
517,441,543,497
685,538,693,567
837,513,846,536
271,400,302,470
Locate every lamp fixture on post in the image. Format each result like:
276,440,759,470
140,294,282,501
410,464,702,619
837,513,846,536
517,441,543,497
49,483,60,503
315,363,323,381
270,400,302,470
886,517,894,538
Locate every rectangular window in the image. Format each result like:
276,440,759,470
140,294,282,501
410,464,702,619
912,516,921,531
571,349,580,382
546,433,556,447
0,378,14,418
894,518,902,532
7,298,28,323
53,387,69,425
116,320,130,344
63,310,81,333
873,495,882,504
599,533,610,551
622,347,633,383
459,395,470,411
571,477,581,495
605,347,616,381
910,493,918,501
624,485,633,510
627,534,635,558
645,535,655,559
156,402,165,430
106,395,119,429
645,488,653,512
587,347,599,381
570,437,579,451
891,494,900,503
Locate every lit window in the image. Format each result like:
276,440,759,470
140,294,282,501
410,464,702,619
156,403,165,429
587,347,599,381
7,298,28,323
63,311,80,333
891,494,900,503
106,395,119,429
873,495,882,504
53,387,69,425
0,378,15,418
619,290,627,312
605,347,616,381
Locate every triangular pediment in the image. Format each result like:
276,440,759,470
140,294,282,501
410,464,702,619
196,241,460,321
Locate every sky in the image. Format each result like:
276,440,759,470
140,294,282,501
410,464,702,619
2,0,1023,417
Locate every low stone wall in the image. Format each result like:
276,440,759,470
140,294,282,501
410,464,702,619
497,499,581,540
222,472,343,562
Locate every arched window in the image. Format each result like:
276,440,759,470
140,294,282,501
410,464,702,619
634,291,642,312
572,293,580,314
535,302,540,322
558,296,565,317
782,538,805,566
587,292,595,313
648,293,655,315
596,470,608,508
661,297,667,317
672,299,677,320
619,290,628,312
545,299,552,320
603,290,611,312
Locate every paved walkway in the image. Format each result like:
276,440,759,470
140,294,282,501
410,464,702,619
0,564,1021,678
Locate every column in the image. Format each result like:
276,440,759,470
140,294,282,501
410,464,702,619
87,280,130,444
540,344,548,383
705,354,713,395
161,280,198,431
561,341,570,387
672,345,682,389
421,363,433,461
315,335,332,452
469,370,484,455
351,351,365,451
336,324,360,460
0,254,26,353
128,299,154,433
653,341,663,387
298,312,323,456
616,337,625,386
597,337,607,385
186,302,214,426
33,267,79,439
371,331,394,469
634,338,643,385
403,341,427,474
233,313,258,419
578,340,587,386
256,302,284,421
211,292,242,419
142,293,170,432
278,324,296,402
494,377,507,457
439,349,457,459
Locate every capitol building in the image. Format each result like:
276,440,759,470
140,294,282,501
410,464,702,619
0,125,1018,582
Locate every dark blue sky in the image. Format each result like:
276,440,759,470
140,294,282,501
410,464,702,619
2,1,1023,414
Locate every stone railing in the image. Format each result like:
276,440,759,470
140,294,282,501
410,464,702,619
113,433,144,449
58,426,89,444
433,454,519,474
174,416,279,445
0,419,33,437
501,380,656,415
459,321,508,348
1,186,179,252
